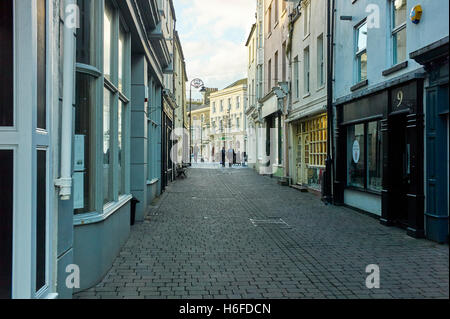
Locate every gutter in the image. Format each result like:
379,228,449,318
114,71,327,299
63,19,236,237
55,0,76,200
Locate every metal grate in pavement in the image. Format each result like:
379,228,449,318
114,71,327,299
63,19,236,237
250,218,291,228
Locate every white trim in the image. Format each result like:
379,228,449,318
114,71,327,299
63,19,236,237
73,194,132,226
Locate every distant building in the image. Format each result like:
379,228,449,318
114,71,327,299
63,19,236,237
210,79,248,163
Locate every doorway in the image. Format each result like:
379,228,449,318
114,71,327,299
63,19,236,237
389,113,410,227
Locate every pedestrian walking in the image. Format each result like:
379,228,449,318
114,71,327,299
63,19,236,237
193,144,199,163
227,145,233,168
221,147,226,167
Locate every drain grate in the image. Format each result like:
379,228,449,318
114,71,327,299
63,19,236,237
250,218,291,228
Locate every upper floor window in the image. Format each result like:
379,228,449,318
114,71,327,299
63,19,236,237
220,100,223,112
392,0,407,65
304,47,310,94
267,5,272,32
317,34,324,87
303,2,310,37
274,0,279,24
293,56,299,99
228,98,232,111
236,96,240,109
213,102,216,113
355,21,368,82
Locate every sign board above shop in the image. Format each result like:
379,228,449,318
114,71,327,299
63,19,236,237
261,95,279,119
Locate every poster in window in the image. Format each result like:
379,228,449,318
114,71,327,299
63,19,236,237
73,172,84,210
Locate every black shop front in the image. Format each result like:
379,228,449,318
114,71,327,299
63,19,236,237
334,78,425,238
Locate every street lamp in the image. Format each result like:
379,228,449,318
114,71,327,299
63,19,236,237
189,78,206,166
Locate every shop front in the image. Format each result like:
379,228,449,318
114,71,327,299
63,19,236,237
293,113,327,191
335,78,425,238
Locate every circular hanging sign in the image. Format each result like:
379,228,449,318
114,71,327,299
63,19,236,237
352,140,360,164
191,78,204,89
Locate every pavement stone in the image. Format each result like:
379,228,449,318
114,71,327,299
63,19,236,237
74,167,449,299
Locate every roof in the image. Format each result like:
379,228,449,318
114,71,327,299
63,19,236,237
245,24,257,47
224,78,248,90
188,104,209,112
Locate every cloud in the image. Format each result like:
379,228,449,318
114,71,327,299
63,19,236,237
173,0,255,97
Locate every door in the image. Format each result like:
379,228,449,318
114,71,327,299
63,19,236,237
296,133,302,184
390,114,410,226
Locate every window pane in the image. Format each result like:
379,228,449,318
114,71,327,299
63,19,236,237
0,0,14,126
103,1,113,81
357,22,367,52
0,150,13,298
76,0,97,66
118,25,125,93
359,52,367,82
118,100,124,195
393,27,406,64
36,150,47,291
393,0,407,28
368,121,382,191
37,0,47,130
74,73,95,214
103,88,112,204
347,124,365,188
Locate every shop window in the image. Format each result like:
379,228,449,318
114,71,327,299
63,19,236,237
74,73,96,214
392,0,407,65
305,115,327,168
0,150,13,298
367,121,382,191
0,0,14,127
347,121,382,191
104,1,114,81
347,124,365,188
355,21,368,82
103,88,113,204
37,0,47,130
36,150,47,292
76,0,98,66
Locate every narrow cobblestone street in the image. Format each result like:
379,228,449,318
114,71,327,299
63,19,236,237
75,168,449,299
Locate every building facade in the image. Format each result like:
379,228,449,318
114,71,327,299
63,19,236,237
0,0,184,299
259,0,292,179
333,0,449,242
190,104,211,163
210,79,248,164
287,0,328,191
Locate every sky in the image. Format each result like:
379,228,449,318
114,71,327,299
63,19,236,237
173,0,255,99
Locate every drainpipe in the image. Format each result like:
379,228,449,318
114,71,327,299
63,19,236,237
55,0,76,200
322,0,335,204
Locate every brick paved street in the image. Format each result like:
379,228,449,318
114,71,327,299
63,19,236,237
75,168,449,299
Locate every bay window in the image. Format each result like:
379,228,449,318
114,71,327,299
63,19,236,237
75,0,130,215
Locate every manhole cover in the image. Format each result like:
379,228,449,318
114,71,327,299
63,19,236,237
250,218,291,228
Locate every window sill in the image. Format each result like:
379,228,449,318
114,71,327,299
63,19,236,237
316,85,325,92
303,93,311,99
382,61,408,76
73,194,133,226
147,178,159,186
350,79,368,92
346,185,382,196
